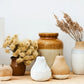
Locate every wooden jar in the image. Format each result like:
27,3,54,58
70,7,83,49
38,33,63,67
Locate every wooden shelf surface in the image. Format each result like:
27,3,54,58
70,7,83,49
0,72,84,84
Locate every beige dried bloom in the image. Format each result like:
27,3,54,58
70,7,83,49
23,39,30,45
3,43,7,48
34,46,38,50
5,36,10,40
15,49,20,55
13,39,18,45
30,46,34,51
11,37,15,41
29,55,35,60
33,50,38,57
5,49,10,53
24,60,32,65
13,53,18,57
19,42,24,46
22,46,28,51
33,40,38,47
19,39,30,48
16,58,24,64
26,49,32,55
23,56,29,60
7,36,10,38
26,42,30,47
10,44,15,50
14,34,18,38
19,52,25,57
5,41,10,46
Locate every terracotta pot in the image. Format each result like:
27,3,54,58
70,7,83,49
72,41,84,74
38,33,63,67
10,57,26,76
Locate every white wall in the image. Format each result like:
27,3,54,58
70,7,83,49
0,0,84,70
0,18,4,47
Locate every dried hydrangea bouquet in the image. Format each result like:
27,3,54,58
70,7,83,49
3,34,38,65
3,35,38,75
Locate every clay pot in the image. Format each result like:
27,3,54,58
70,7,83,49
51,56,70,75
38,33,63,67
10,57,26,76
72,41,84,74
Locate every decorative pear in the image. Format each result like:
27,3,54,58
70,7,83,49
0,65,12,81
31,56,51,81
51,55,70,79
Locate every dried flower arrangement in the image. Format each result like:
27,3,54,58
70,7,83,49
3,35,38,65
54,13,83,41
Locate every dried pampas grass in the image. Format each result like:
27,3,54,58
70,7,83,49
54,13,83,41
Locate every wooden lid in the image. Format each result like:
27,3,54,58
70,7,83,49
39,33,58,37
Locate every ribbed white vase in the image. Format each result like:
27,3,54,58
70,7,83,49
31,56,51,81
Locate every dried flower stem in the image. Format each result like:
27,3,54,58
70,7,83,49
54,13,83,41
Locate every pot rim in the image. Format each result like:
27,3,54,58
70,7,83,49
39,33,58,37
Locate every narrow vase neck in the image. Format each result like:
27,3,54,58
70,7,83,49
75,41,84,49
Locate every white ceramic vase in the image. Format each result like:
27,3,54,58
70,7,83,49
72,41,84,74
31,56,51,81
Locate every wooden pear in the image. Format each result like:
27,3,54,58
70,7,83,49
51,55,70,75
0,65,12,81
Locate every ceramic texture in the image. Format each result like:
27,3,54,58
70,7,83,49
51,56,70,75
72,49,84,74
10,57,26,76
0,65,12,76
31,56,51,81
0,65,12,81
39,49,63,67
72,41,84,74
53,75,69,79
0,76,12,81
38,33,63,67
